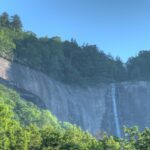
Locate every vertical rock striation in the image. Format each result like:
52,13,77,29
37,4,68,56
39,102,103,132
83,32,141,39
0,57,150,135
0,57,108,134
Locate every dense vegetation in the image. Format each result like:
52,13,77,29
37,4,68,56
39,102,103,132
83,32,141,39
0,12,126,85
1,84,150,150
127,50,150,80
1,12,150,86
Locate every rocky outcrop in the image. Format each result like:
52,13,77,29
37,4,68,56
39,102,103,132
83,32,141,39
0,57,150,136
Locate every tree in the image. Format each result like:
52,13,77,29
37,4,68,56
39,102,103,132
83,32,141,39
0,30,16,59
10,14,22,30
0,12,10,28
127,50,150,80
26,125,42,150
41,126,63,149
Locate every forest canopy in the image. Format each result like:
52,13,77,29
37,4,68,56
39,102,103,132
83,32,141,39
0,12,150,85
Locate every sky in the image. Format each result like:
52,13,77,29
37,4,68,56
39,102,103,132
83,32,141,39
0,0,150,62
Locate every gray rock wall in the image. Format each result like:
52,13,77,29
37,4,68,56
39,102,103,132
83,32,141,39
0,57,150,136
117,82,150,130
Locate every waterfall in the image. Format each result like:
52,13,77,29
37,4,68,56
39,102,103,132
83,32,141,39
111,83,121,137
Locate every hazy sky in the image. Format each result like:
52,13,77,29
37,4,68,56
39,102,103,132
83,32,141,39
1,0,150,62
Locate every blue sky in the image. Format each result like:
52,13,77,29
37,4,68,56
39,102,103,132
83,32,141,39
0,0,150,62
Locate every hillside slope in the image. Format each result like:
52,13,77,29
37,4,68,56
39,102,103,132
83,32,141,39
0,84,102,150
1,57,150,137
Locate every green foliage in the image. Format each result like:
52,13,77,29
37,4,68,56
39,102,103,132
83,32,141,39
0,12,128,85
0,12,9,28
2,12,150,85
0,84,99,150
0,12,22,30
0,29,16,59
127,50,150,81
0,84,59,127
13,33,127,85
10,14,22,30
1,80,150,150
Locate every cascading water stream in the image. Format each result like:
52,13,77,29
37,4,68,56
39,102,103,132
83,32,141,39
111,83,121,137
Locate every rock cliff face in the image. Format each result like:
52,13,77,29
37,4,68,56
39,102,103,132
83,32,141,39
0,57,150,136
